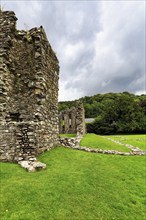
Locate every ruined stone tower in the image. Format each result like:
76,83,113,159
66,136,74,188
0,11,59,162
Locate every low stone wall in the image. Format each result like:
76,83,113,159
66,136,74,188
59,136,146,156
62,145,146,156
59,137,81,147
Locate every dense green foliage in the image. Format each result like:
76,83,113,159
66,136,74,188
59,92,146,134
0,147,145,220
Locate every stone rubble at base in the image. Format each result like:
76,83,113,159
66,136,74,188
18,160,46,172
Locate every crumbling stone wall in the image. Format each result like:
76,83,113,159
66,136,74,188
59,103,85,137
0,11,59,162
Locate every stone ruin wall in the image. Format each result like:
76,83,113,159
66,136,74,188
0,11,59,162
59,103,86,137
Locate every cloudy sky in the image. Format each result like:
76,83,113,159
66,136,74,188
1,0,145,101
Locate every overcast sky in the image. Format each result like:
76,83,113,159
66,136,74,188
1,0,145,101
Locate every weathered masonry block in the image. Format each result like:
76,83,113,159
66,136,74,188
59,103,86,137
0,11,59,162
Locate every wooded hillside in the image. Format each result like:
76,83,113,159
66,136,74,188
59,92,146,134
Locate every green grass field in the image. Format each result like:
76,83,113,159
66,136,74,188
108,134,146,150
80,134,131,152
60,134,77,138
0,134,146,220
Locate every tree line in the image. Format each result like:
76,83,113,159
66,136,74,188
59,92,146,134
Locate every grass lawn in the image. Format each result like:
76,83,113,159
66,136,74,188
109,134,146,151
60,134,77,138
0,147,145,220
80,134,131,152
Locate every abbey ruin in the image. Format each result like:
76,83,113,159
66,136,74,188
59,104,85,137
0,10,85,170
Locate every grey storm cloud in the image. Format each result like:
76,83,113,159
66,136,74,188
1,0,145,101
